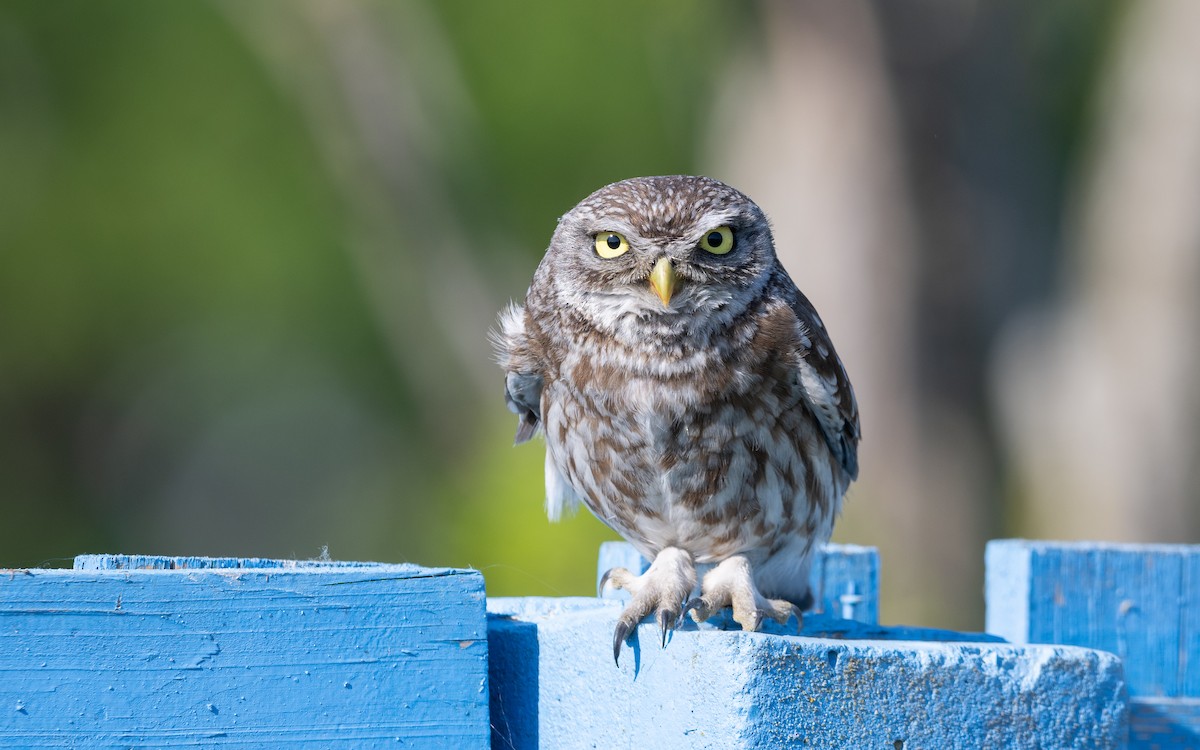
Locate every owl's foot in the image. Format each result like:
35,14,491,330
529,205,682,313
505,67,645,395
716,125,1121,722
599,546,696,666
684,555,802,633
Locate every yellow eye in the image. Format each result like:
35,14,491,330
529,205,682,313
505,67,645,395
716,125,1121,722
594,231,630,259
699,226,734,255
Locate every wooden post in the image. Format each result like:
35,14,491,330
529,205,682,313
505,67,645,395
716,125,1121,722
1,555,489,748
6,542,1184,747
987,539,1200,749
487,543,1128,748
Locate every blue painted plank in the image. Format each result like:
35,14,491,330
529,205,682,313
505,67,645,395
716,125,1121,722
488,596,1127,749
597,541,879,624
1,555,489,748
1130,698,1200,749
813,543,878,622
987,539,1200,699
1183,550,1200,698
74,554,388,570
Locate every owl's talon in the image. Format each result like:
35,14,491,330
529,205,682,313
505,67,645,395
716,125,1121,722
598,566,638,598
680,597,702,626
598,568,613,597
746,611,765,632
691,554,806,633
683,596,717,624
613,620,632,666
656,609,674,648
601,548,696,665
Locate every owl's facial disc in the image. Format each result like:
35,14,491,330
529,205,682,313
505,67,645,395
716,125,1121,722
648,258,678,306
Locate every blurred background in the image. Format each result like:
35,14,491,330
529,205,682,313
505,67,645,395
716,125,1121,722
2,0,1197,630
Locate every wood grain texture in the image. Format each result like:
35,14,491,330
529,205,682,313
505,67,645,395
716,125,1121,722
987,539,1200,749
1,555,488,748
1131,698,1200,749
987,539,1199,697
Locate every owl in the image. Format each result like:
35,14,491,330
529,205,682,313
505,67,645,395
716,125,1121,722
493,176,860,664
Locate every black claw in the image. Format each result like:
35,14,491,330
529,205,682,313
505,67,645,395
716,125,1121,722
598,569,612,597
792,604,804,634
657,609,672,648
675,602,692,629
680,597,703,625
747,611,764,632
613,620,631,666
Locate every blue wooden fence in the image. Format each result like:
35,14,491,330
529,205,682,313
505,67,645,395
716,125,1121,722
987,540,1200,749
1,555,488,747
2,541,1196,747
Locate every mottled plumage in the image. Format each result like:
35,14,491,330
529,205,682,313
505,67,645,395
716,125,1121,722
493,176,860,663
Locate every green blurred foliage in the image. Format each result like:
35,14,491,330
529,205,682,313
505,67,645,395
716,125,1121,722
429,1,744,235
0,1,745,599
0,0,1131,616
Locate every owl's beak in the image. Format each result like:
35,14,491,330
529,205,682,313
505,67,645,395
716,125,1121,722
649,257,678,307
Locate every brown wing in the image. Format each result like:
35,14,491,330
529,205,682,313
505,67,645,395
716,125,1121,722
781,281,861,480
491,302,546,444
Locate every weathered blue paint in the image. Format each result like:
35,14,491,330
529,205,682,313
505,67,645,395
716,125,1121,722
1131,698,1200,749
74,554,388,570
597,541,880,624
1,555,489,748
9,541,1191,747
986,539,1200,749
986,539,1200,696
488,596,1128,749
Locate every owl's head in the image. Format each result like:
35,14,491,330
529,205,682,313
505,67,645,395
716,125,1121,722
545,176,777,337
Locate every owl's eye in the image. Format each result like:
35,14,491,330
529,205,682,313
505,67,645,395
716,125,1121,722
594,232,630,259
699,226,734,255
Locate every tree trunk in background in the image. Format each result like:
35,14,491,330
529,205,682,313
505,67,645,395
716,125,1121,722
995,0,1200,543
707,0,988,628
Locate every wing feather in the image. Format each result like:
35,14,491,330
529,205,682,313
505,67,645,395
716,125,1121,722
492,300,581,519
782,283,861,480
491,302,544,444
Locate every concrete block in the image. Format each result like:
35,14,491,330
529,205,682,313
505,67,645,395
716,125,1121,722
488,596,1128,749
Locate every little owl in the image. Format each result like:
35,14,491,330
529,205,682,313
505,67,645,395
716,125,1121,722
493,176,860,664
